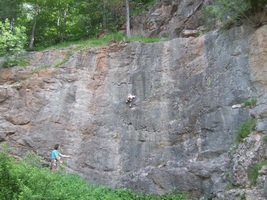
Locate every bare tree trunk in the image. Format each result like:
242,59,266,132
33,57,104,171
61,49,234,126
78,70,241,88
126,0,131,38
60,9,68,42
102,0,107,30
29,6,39,48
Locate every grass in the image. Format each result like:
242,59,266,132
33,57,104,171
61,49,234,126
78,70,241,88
29,32,161,53
248,161,267,186
54,48,75,68
242,99,257,108
235,119,256,143
54,45,88,68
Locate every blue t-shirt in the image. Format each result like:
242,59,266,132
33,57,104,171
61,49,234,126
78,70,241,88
51,150,61,159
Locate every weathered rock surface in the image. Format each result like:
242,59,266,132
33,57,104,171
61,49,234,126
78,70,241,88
0,25,267,199
131,0,210,38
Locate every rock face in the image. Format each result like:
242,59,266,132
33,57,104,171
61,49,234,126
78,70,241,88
0,25,267,199
131,0,210,38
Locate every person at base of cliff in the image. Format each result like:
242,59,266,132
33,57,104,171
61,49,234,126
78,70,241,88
50,144,71,170
126,94,136,108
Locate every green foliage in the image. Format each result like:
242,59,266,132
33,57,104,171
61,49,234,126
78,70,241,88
0,19,27,56
54,48,76,68
240,193,246,200
244,0,267,10
29,32,161,53
1,56,30,68
203,0,267,29
0,143,21,200
242,99,257,108
236,119,256,143
103,32,125,43
203,0,251,29
0,0,161,48
0,0,22,22
248,161,267,186
0,146,188,200
131,0,156,16
263,136,267,143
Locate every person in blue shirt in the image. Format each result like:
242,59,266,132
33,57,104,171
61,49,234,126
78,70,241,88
50,144,71,170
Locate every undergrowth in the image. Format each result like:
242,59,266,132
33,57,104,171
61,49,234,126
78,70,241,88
0,143,188,200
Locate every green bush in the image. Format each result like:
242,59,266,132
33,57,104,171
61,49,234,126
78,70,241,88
236,119,256,143
0,19,27,56
0,145,188,200
0,144,21,200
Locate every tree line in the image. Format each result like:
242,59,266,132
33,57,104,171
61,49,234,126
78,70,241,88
1,0,266,57
0,0,152,52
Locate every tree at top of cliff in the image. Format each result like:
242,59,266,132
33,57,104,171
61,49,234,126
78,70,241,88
0,19,27,56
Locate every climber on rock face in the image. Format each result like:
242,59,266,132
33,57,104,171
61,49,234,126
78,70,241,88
126,94,136,108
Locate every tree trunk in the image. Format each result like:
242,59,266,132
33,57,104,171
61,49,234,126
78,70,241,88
125,0,131,38
60,9,68,42
29,6,39,48
102,0,107,30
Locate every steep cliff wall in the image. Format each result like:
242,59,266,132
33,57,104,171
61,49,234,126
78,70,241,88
131,0,210,38
0,25,267,199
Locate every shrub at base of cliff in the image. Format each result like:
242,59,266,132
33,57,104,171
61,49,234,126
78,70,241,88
0,144,188,200
0,145,21,200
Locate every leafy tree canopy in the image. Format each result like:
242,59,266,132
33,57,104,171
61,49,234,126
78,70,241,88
8,0,155,48
0,19,27,56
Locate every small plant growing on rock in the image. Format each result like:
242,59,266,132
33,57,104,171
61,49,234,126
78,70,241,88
236,119,256,143
240,193,246,200
242,99,257,108
172,114,181,120
263,136,267,143
248,161,267,186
